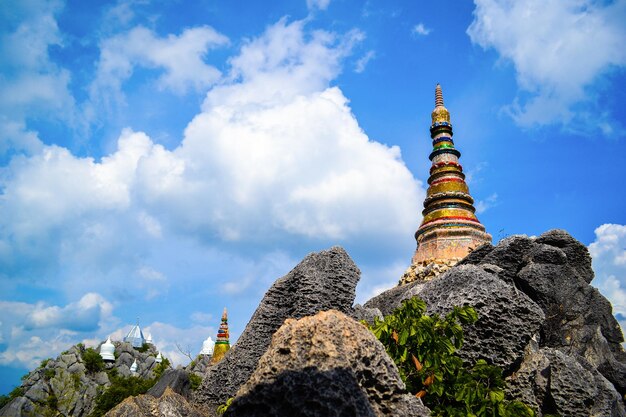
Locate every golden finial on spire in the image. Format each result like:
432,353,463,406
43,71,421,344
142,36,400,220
435,83,444,107
431,83,450,124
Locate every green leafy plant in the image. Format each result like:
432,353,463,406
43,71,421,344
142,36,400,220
89,375,156,417
188,372,202,390
216,397,234,415
43,368,56,380
136,343,150,353
369,297,535,417
152,357,171,379
40,358,51,368
81,347,105,374
0,386,25,409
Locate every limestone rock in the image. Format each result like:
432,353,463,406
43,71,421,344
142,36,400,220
104,387,204,417
350,303,382,326
0,341,168,417
225,310,429,417
193,246,361,409
399,258,459,285
460,229,626,396
148,369,191,399
506,346,625,417
368,265,545,372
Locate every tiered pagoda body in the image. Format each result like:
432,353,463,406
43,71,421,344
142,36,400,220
210,308,231,364
412,84,491,265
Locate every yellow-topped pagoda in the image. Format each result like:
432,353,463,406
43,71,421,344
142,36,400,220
210,308,230,364
405,84,491,282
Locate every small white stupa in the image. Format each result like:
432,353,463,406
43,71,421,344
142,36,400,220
130,359,138,374
100,337,115,362
155,352,162,363
145,332,153,345
200,336,215,356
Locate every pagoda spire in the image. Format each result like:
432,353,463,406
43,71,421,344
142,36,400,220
409,84,491,272
210,307,231,364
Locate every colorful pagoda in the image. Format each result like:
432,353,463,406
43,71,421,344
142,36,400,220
210,308,230,364
404,84,491,282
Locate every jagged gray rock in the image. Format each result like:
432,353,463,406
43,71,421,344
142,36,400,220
459,229,626,397
148,369,191,399
192,246,361,411
225,310,429,417
506,345,625,417
104,387,205,417
366,265,545,372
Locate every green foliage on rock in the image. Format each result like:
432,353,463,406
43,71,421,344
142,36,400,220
136,343,151,353
369,297,536,417
153,357,171,379
216,397,233,415
43,368,56,380
81,347,105,374
89,375,155,417
0,386,25,410
188,372,202,390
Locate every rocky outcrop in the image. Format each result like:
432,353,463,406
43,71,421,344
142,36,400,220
366,229,626,413
225,310,429,417
506,344,625,417
148,370,191,399
459,229,626,397
104,387,204,417
0,342,167,417
399,258,459,285
367,264,545,372
193,247,361,411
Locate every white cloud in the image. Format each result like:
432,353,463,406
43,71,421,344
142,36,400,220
589,224,626,338
354,50,376,73
475,192,498,214
0,18,425,369
307,0,331,11
90,24,229,114
0,293,115,368
0,0,74,155
412,23,431,36
467,0,626,130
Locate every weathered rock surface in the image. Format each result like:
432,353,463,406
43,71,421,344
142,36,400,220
367,264,545,372
225,310,429,417
193,247,361,410
148,369,191,399
104,387,204,417
0,342,168,417
367,229,626,412
506,345,625,417
459,229,626,397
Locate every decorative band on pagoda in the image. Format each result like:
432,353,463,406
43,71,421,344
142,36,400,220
432,136,454,145
424,191,474,206
415,219,486,239
429,148,461,160
430,161,462,174
429,177,465,187
422,202,475,215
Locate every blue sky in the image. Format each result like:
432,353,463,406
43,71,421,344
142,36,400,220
1,0,625,394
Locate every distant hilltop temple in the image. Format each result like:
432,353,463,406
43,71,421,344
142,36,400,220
401,84,492,284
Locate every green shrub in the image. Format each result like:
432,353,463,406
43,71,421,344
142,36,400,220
40,358,51,368
81,348,105,374
46,393,58,410
43,368,56,380
216,397,233,415
369,297,535,417
89,375,156,417
152,357,170,380
0,386,26,409
188,373,202,390
71,372,81,389
0,395,11,409
136,343,150,353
